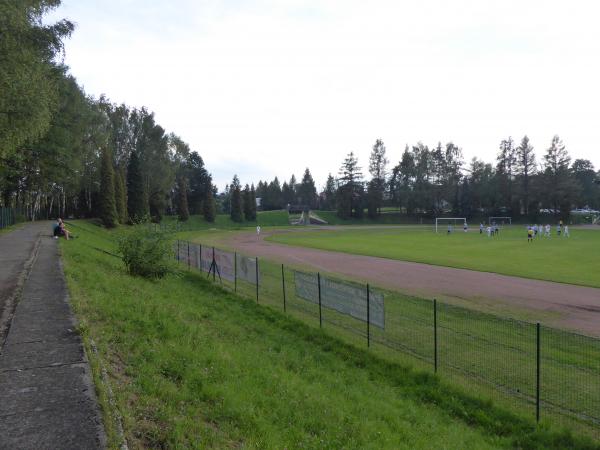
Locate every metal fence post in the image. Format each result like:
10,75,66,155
317,273,322,328
255,257,259,303
187,241,190,270
212,247,216,282
234,252,237,292
367,283,370,348
536,322,541,423
282,264,287,312
434,299,438,373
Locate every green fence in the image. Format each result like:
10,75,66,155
175,238,600,439
0,207,17,229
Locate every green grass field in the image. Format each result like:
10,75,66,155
267,226,600,287
58,221,598,449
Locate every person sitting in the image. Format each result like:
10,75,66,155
57,218,71,240
53,219,62,239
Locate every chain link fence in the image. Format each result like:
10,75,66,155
174,238,600,439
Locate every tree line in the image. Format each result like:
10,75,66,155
2,2,599,227
0,1,215,227
252,137,599,221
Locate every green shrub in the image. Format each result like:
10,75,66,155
118,227,175,278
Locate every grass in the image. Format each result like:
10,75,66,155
0,223,23,236
160,210,291,230
177,236,600,441
267,225,600,287
59,221,599,449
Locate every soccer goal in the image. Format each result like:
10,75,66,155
488,216,512,226
435,217,467,233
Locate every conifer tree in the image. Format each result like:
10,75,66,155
99,149,118,228
243,184,253,220
249,184,257,220
126,150,147,223
114,169,127,224
177,177,190,221
243,184,257,221
203,187,216,222
230,175,244,222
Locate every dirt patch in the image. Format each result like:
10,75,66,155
221,228,600,336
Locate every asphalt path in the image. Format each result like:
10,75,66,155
0,222,105,449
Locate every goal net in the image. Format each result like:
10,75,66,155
435,217,467,233
488,216,512,227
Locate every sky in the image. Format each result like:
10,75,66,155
48,0,600,190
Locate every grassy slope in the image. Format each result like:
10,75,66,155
60,221,596,449
267,226,600,287
179,231,600,437
161,210,291,230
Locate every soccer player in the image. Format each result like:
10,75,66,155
527,226,534,242
256,225,261,237
545,224,551,237
486,226,492,237
494,224,499,236
463,222,468,232
479,223,484,234
564,225,570,237
557,223,561,236
447,224,452,234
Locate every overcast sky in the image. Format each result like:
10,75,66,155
49,0,600,190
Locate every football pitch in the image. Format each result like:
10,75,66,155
267,226,600,288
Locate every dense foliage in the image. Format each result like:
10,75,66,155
117,227,175,278
0,2,215,224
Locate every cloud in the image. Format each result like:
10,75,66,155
50,0,600,188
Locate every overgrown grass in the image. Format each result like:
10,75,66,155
267,225,600,287
61,221,599,449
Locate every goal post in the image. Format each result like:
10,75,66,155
435,217,467,233
488,216,512,226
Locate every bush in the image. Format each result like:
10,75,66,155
118,226,175,279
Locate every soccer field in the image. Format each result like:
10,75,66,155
267,226,600,288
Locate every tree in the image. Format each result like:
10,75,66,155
389,145,415,213
496,137,517,213
338,152,363,217
0,1,74,159
177,177,190,221
114,169,127,224
99,149,118,228
516,135,536,216
230,175,243,222
203,187,216,222
572,159,599,209
542,135,579,218
298,168,317,208
243,184,257,221
368,139,388,215
281,181,294,208
126,150,147,223
322,174,336,210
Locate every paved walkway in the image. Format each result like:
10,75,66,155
0,222,105,449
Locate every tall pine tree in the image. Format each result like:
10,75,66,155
203,187,216,222
114,169,127,224
177,176,190,221
230,175,244,222
126,150,147,223
99,149,118,228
